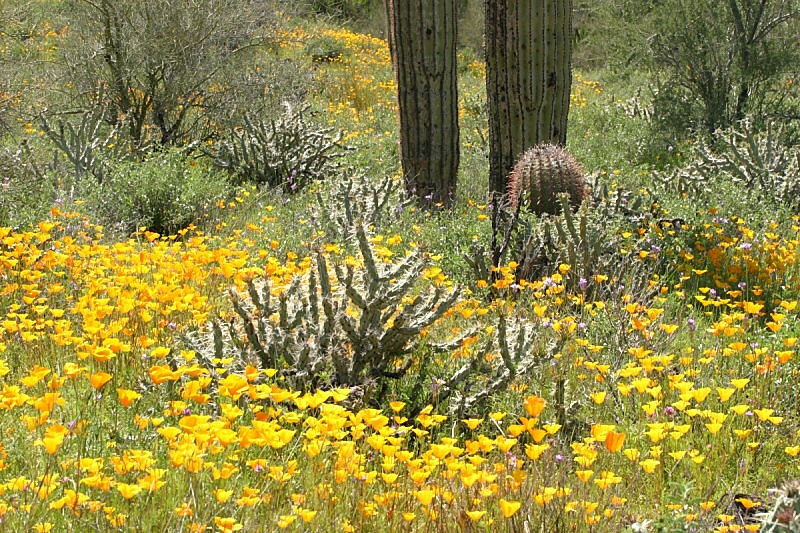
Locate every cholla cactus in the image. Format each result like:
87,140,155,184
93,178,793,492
181,171,564,411
695,118,800,209
40,106,129,186
471,192,654,298
759,480,800,531
185,221,460,402
209,103,350,192
652,159,714,199
585,172,648,219
310,173,413,242
441,314,563,416
507,143,587,215
185,219,562,412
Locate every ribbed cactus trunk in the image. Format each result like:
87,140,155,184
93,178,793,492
386,0,459,206
485,0,573,196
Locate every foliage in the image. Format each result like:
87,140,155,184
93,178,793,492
0,80,14,133
651,157,714,203
186,192,558,415
572,0,661,70
6,197,800,530
575,0,798,137
59,0,279,146
0,142,52,227
506,143,587,215
208,104,350,192
83,150,231,235
307,0,376,19
649,0,798,134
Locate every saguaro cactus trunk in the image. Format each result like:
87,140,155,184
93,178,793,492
386,1,459,206
485,0,573,196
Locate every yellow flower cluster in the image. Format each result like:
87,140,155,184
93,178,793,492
571,73,603,108
1,201,799,531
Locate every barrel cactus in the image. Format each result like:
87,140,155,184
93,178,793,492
506,143,587,214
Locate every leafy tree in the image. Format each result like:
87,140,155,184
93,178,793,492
386,0,460,206
575,0,798,135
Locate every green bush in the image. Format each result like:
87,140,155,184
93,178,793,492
0,144,54,228
85,150,232,235
574,0,798,137
308,0,376,19
653,0,798,136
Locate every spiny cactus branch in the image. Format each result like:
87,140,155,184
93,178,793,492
40,105,131,186
208,103,351,192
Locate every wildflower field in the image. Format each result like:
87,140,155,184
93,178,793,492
2,6,800,533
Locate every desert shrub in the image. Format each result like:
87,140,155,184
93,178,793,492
205,58,315,136
83,150,231,235
58,0,285,147
302,33,344,62
546,201,652,295
208,104,350,192
575,0,798,137
307,0,376,19
698,118,800,209
649,0,798,135
572,0,659,71
0,1,41,130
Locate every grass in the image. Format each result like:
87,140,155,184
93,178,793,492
0,13,800,533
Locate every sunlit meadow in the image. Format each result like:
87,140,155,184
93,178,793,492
2,19,800,533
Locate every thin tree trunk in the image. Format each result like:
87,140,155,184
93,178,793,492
386,0,459,206
486,0,573,196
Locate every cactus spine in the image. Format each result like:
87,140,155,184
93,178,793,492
506,143,586,214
